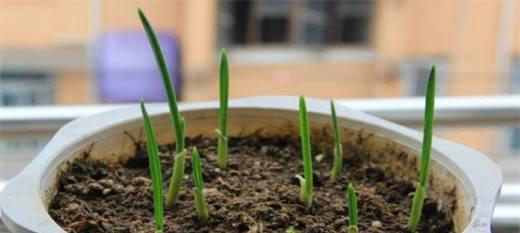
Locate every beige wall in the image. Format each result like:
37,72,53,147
186,62,379,101
0,1,89,48
407,1,457,56
450,1,502,96
102,1,181,33
55,71,91,105
515,4,520,54
180,0,216,79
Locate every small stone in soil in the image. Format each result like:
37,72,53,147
372,220,383,228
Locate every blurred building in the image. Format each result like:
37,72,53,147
0,0,518,180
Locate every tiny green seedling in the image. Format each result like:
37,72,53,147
407,66,436,232
138,7,187,208
192,147,209,222
286,226,297,233
140,100,164,233
329,100,343,181
347,184,359,233
296,96,313,208
216,49,229,168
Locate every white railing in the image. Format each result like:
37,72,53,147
0,95,519,230
1,95,518,132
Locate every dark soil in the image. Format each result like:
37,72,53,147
49,134,454,233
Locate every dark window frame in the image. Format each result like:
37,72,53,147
0,71,54,106
219,0,374,47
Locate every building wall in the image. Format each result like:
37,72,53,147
2,1,517,101
515,4,520,55
55,71,91,104
185,61,380,101
0,1,89,48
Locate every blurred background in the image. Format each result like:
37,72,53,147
0,0,519,232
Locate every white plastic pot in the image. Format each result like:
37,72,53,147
0,96,502,233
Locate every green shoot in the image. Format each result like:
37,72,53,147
407,66,436,232
347,184,359,233
296,96,313,208
165,120,186,208
286,226,297,233
329,100,343,181
138,7,184,154
217,49,229,168
138,7,186,208
192,147,209,222
140,100,164,233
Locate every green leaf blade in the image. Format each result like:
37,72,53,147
299,96,313,208
192,147,209,222
140,100,164,232
419,66,436,186
330,100,343,180
217,49,230,168
219,49,229,135
192,147,203,190
165,150,186,208
347,184,358,229
217,133,228,168
408,185,426,231
139,7,187,209
408,65,436,232
138,7,184,154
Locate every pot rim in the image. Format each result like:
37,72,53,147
0,96,502,233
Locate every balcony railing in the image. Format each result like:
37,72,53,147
0,95,519,232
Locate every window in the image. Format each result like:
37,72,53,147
326,0,372,44
0,72,54,106
219,0,374,47
507,59,520,156
400,58,447,96
0,137,50,155
511,57,520,94
257,0,291,44
510,128,520,155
